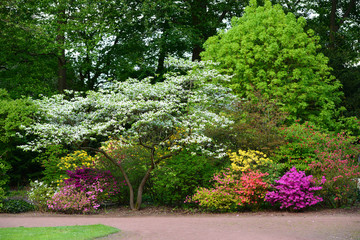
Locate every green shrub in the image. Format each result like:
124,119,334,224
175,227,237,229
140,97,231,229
0,94,41,186
35,145,69,184
273,122,359,172
2,199,35,213
0,161,10,210
148,149,222,206
27,180,58,211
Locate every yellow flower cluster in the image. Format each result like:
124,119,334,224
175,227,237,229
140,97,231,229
57,150,95,171
229,149,272,172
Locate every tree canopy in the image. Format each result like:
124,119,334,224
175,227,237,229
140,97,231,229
201,0,344,129
20,59,235,209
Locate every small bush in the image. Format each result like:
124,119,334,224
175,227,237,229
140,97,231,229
265,167,325,210
308,150,360,208
186,170,269,211
149,149,219,206
2,199,35,213
64,167,123,204
273,122,359,172
0,161,10,210
35,145,69,184
47,184,101,214
229,149,272,172
27,180,58,211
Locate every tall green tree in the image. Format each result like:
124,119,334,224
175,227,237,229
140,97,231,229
0,1,58,98
201,0,344,129
273,0,360,117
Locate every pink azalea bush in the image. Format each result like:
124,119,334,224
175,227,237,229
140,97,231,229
265,167,325,210
186,170,269,211
47,183,101,213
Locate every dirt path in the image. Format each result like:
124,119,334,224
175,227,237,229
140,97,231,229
1,209,360,240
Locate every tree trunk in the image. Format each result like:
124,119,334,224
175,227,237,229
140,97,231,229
329,0,338,50
56,7,67,92
135,165,154,210
83,147,135,210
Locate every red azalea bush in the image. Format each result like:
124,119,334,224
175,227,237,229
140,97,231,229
265,167,325,210
308,149,360,207
186,170,269,211
273,122,358,172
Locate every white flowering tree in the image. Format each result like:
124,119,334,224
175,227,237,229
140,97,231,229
21,58,235,210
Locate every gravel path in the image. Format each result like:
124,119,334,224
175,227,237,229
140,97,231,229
1,210,360,240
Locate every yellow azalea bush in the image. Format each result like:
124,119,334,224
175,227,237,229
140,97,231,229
57,150,96,171
229,149,272,172
53,151,96,185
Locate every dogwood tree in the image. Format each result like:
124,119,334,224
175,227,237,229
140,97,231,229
21,58,235,210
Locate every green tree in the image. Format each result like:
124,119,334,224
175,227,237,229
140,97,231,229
201,0,344,129
273,0,360,118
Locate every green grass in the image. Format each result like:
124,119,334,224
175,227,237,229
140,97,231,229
0,224,120,240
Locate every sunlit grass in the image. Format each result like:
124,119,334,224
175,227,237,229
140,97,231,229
0,224,119,240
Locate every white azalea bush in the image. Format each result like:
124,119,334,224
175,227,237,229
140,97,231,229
21,58,236,210
27,180,58,211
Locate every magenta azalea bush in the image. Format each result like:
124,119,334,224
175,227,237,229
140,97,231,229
64,167,123,203
47,183,101,213
265,167,325,210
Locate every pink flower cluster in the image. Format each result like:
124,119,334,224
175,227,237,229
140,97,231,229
47,183,101,213
265,167,325,210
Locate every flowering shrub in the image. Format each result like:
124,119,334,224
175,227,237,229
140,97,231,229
273,122,359,172
64,167,123,203
229,149,272,172
308,150,360,207
54,151,96,185
186,170,269,211
27,180,58,211
47,183,101,213
265,167,325,210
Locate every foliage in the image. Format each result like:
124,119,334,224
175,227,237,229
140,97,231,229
95,139,149,204
35,145,69,184
201,0,343,129
64,167,123,204
47,184,101,214
205,92,287,156
308,149,360,208
149,148,220,206
27,180,58,211
0,161,10,210
0,94,41,186
0,224,119,240
54,151,96,185
186,170,269,212
1,199,35,213
276,0,360,118
229,149,272,172
265,167,325,210
273,122,359,172
21,59,235,210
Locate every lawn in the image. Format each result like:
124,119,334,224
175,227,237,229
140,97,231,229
0,224,119,240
